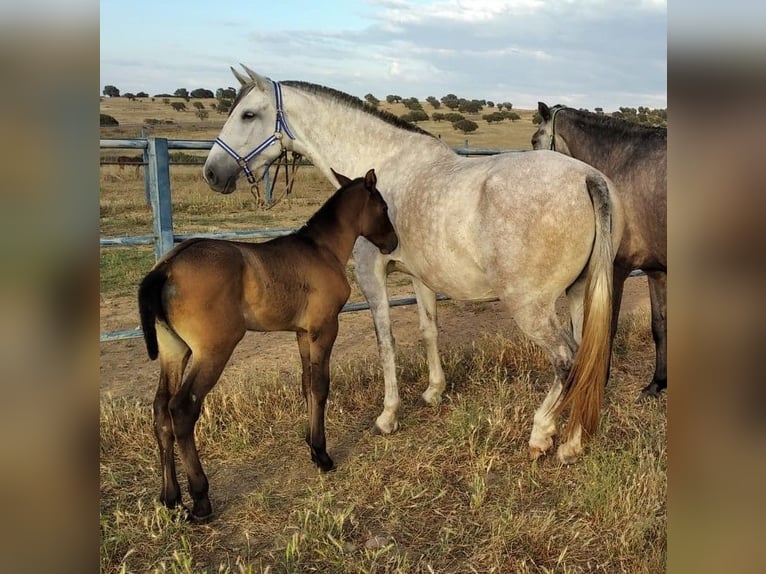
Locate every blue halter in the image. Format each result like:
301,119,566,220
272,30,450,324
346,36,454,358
213,80,296,185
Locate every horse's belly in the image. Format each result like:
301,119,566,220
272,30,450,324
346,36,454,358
397,243,494,300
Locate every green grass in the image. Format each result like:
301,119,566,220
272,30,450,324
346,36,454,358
100,247,155,298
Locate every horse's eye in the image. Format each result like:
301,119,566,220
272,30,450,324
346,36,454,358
242,111,256,120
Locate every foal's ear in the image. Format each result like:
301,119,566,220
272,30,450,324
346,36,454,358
330,168,352,187
364,169,377,191
538,102,551,121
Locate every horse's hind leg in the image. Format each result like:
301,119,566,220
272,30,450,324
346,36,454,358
153,324,190,510
511,303,577,461
169,341,238,521
412,278,447,406
641,271,667,398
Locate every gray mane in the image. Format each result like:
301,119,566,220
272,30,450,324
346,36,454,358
282,80,436,138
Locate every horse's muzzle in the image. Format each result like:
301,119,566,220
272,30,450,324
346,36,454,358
203,167,238,194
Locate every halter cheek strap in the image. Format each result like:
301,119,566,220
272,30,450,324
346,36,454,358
214,81,296,184
548,106,564,152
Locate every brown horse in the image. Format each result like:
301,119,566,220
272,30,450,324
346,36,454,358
532,103,667,398
138,168,397,521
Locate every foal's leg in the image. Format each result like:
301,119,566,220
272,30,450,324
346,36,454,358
353,240,400,434
169,340,239,521
296,331,314,448
305,319,339,472
153,324,190,510
412,278,447,406
641,271,667,398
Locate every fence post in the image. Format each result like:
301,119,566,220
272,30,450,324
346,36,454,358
141,128,150,205
146,137,174,260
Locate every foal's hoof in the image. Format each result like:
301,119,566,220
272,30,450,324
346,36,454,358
311,450,336,473
371,418,399,435
177,505,214,524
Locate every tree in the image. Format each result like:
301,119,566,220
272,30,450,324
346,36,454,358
532,112,542,125
432,112,446,122
426,96,441,109
190,88,214,99
174,88,189,99
452,119,478,134
482,112,505,124
216,87,237,101
137,91,149,99
386,94,402,104
100,113,119,126
400,110,429,123
507,112,521,122
170,102,187,112
402,97,423,111
441,94,459,110
444,112,465,123
458,100,482,114
364,93,380,107
195,110,209,121
193,101,205,111
123,93,136,101
103,85,120,97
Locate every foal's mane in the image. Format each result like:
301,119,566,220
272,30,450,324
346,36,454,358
281,80,437,138
297,179,362,237
558,106,666,144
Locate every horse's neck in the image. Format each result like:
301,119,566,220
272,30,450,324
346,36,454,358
285,89,449,189
560,113,624,170
300,189,363,266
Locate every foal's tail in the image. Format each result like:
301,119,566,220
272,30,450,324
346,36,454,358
555,173,615,440
137,267,169,360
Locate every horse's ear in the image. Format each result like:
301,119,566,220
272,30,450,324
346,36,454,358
364,169,377,191
231,66,249,86
240,64,271,91
538,102,551,121
331,168,352,187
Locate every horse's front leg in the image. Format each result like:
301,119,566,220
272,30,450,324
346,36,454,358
353,239,400,434
641,270,667,398
306,319,338,472
411,278,446,406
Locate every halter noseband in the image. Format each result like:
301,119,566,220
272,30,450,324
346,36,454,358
213,80,296,185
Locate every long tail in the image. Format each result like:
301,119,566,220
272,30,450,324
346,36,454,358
137,267,168,360
555,173,615,440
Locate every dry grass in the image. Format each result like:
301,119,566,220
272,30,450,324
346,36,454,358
100,313,665,573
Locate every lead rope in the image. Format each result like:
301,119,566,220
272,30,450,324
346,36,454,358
249,151,303,210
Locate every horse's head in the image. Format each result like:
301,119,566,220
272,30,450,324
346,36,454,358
333,168,398,255
203,65,295,194
531,102,571,154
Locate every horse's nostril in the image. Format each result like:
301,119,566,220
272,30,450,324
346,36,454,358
204,168,217,185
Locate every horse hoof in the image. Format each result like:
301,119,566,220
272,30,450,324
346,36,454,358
189,510,214,524
637,383,665,402
528,446,547,461
371,419,399,435
556,445,581,465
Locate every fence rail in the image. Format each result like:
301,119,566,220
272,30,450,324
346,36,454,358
99,137,641,343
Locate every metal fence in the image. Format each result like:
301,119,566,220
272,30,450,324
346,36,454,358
99,137,640,343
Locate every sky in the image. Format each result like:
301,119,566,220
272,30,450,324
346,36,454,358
100,0,666,112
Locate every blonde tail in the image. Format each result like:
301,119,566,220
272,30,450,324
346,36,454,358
555,173,614,440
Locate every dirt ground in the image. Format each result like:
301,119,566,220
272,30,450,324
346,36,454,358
99,276,651,402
